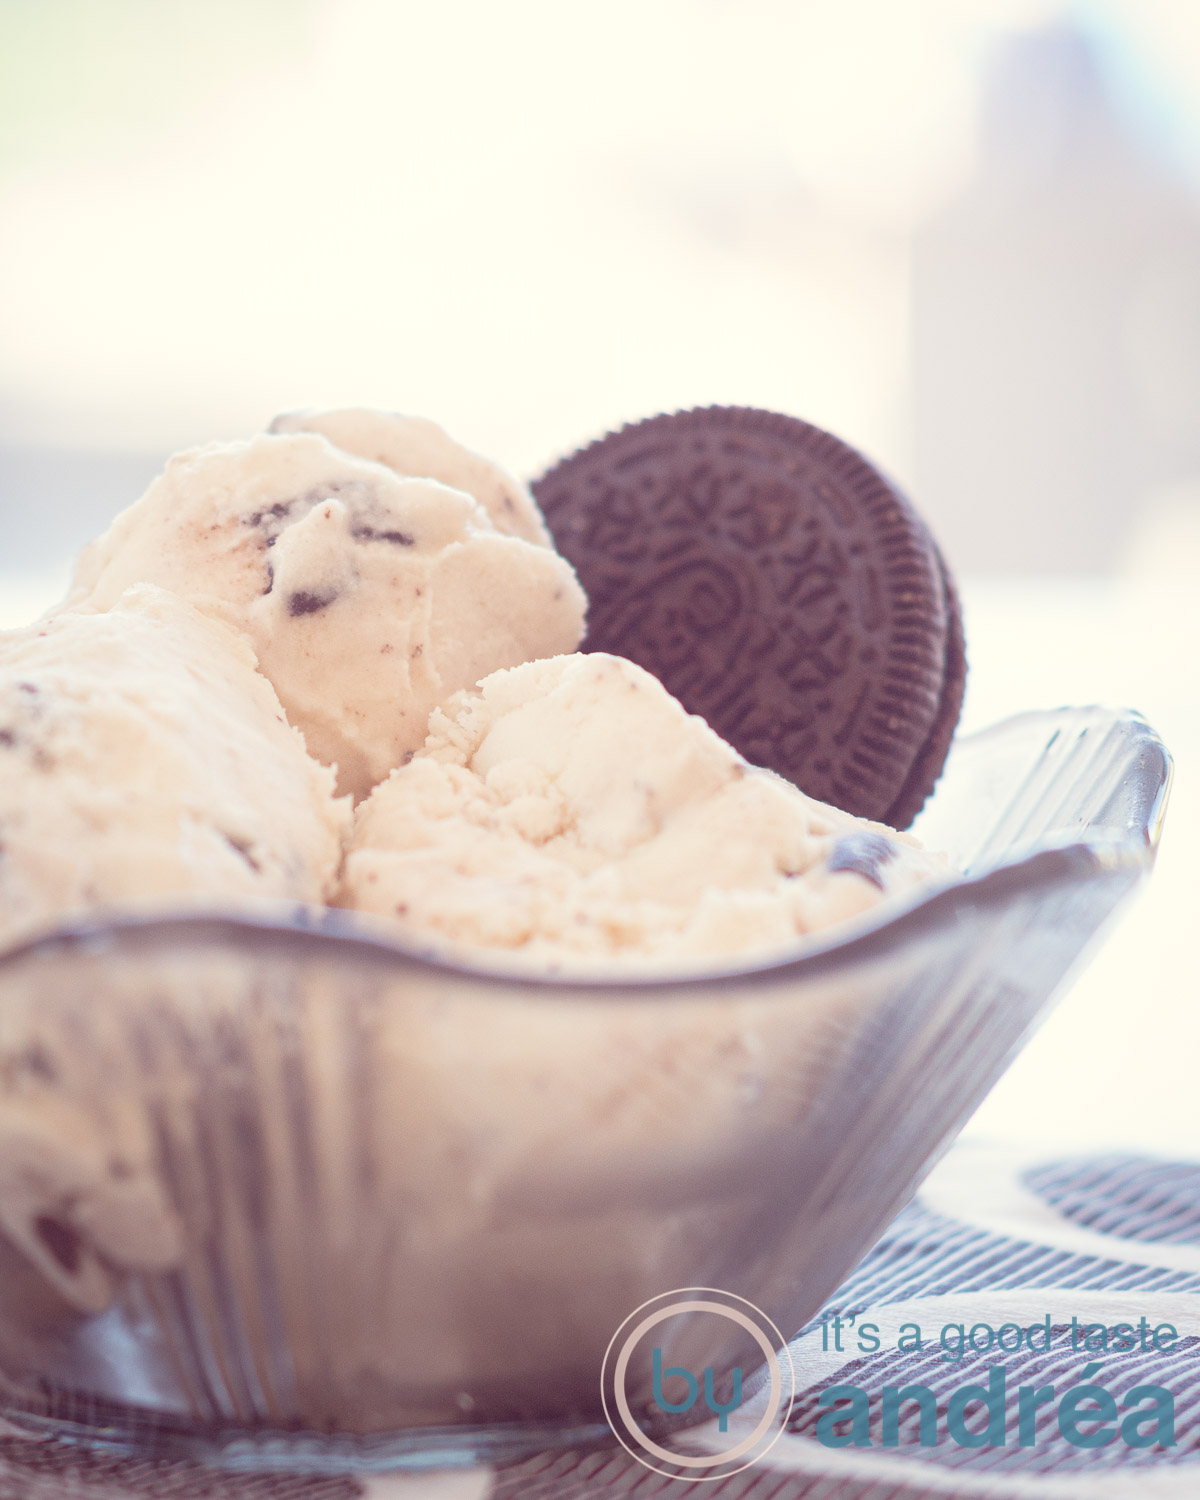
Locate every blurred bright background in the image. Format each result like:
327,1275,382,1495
1,0,1198,1154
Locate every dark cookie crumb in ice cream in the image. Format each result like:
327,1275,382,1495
222,833,262,872
827,831,898,889
287,589,339,617
351,523,415,546
245,498,298,530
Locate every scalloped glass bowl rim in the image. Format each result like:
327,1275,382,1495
0,707,1165,998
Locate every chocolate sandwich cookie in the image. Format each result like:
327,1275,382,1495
532,406,966,829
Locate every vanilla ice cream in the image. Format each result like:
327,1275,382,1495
340,652,945,969
0,584,348,954
64,433,586,798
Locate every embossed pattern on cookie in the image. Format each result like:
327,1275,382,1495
532,406,966,828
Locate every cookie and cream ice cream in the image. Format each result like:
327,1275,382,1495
0,584,347,956
269,407,554,547
66,431,586,799
342,652,944,969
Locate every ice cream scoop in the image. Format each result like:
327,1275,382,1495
65,432,587,798
340,652,946,970
0,583,348,956
269,406,554,547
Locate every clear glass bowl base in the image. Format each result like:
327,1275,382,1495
0,1400,615,1474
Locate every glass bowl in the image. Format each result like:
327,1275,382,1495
0,706,1170,1473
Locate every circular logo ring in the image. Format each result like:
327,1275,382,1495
600,1287,796,1482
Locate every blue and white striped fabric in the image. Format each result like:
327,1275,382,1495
491,1141,1200,1498
0,1141,1195,1496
